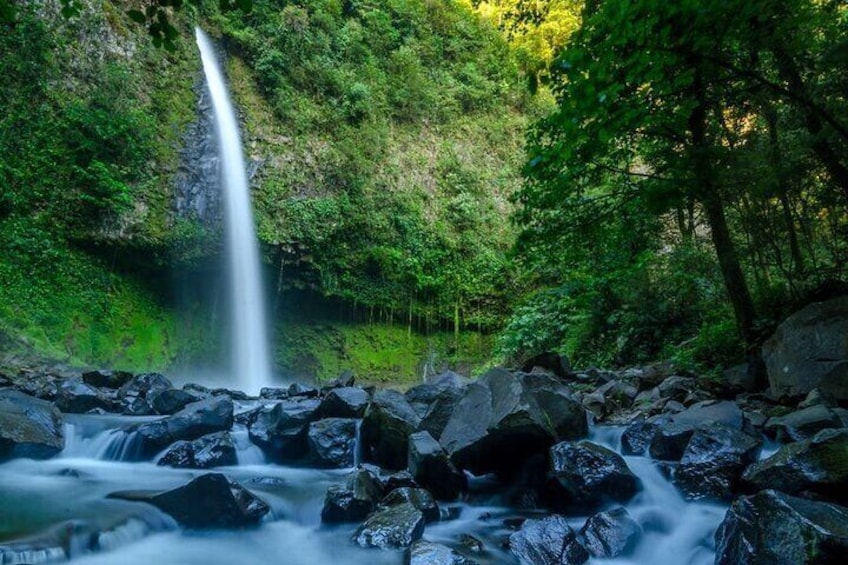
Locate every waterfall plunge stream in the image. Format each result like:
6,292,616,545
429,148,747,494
196,28,272,393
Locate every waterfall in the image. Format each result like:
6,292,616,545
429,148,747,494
196,28,273,393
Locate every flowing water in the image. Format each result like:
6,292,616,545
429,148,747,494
0,416,727,565
195,28,273,394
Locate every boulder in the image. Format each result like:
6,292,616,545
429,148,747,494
352,502,425,549
521,352,572,379
317,387,369,419
509,515,589,565
120,473,269,528
440,369,587,478
715,489,848,564
673,423,761,501
131,396,234,459
379,487,439,523
55,379,113,414
81,369,134,389
0,390,64,461
649,400,746,461
621,418,665,456
306,418,358,468
579,507,641,559
407,540,478,565
742,428,848,505
361,390,421,469
762,296,848,401
117,373,173,416
763,404,844,442
419,386,463,441
151,389,203,415
321,466,384,523
546,441,640,511
248,397,320,461
287,383,319,398
408,431,466,501
157,431,237,469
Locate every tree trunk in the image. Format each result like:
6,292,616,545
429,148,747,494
689,63,765,386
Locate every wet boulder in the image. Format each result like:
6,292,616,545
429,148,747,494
621,418,665,456
509,514,589,565
125,473,269,528
649,400,746,461
55,379,113,414
361,390,421,470
742,428,848,505
151,389,204,415
82,369,134,389
715,489,848,564
117,373,173,416
763,404,844,442
546,441,640,511
248,397,320,461
287,383,319,398
579,507,641,559
317,387,369,419
352,502,425,549
157,431,237,469
673,423,761,501
0,390,64,461
379,487,439,523
408,431,466,501
762,296,848,401
131,396,234,459
306,418,358,468
407,540,478,565
440,369,587,479
321,466,385,523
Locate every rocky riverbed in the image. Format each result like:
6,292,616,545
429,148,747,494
1,349,847,565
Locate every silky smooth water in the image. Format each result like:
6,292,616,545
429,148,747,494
0,417,728,565
195,28,273,394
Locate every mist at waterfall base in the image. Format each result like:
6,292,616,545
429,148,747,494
0,418,726,565
187,28,273,395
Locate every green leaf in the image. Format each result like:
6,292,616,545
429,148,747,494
127,10,146,24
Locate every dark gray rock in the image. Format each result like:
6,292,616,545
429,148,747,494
121,473,269,528
321,466,384,523
151,389,203,415
579,507,641,558
379,487,439,523
55,379,113,414
798,388,838,409
81,369,134,389
715,489,848,564
649,400,746,461
407,540,478,565
521,352,572,379
361,390,421,469
117,373,173,416
763,296,848,401
440,369,587,478
157,431,237,469
546,441,640,511
259,387,289,400
764,405,844,442
408,431,466,500
317,387,369,419
674,423,761,501
509,514,589,565
419,386,463,441
306,418,358,468
0,390,64,461
352,502,425,549
131,396,234,459
742,428,848,505
287,383,319,398
248,397,320,461
657,376,696,403
621,418,665,455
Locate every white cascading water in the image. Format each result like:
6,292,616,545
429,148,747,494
196,28,273,393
